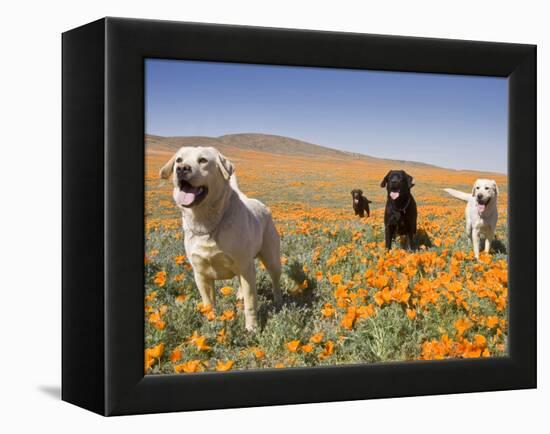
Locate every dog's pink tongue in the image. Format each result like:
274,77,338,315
390,192,400,200
176,190,196,206
477,203,486,213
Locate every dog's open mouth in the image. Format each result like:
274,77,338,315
176,180,208,207
389,190,400,200
476,197,490,213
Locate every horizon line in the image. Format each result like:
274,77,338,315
145,130,508,176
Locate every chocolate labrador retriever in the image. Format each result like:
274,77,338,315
380,170,417,250
351,189,372,218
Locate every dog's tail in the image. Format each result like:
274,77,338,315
443,188,470,201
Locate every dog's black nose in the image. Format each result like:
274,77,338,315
176,164,192,174
477,193,483,200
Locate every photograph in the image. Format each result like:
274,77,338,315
0,0,542,428
143,59,509,374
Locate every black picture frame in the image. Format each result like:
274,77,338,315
62,17,536,416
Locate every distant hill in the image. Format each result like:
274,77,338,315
145,133,501,175
146,133,353,158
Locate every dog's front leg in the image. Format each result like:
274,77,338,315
406,233,413,251
484,232,494,254
385,226,394,250
235,287,244,301
472,229,481,259
239,264,258,331
194,271,216,307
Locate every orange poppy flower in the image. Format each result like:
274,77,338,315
329,274,342,285
194,336,212,351
320,303,335,317
319,341,334,359
406,308,417,320
153,271,166,287
285,340,301,352
197,303,212,314
174,360,201,373
454,318,472,337
147,311,161,324
486,316,499,328
144,343,164,372
153,319,166,330
170,348,182,362
219,310,235,321
463,347,482,358
253,348,265,360
216,360,235,372
173,274,184,282
147,343,164,359
374,291,385,306
357,304,375,319
341,308,356,330
145,291,157,303
220,286,233,296
473,334,487,348
309,332,324,344
188,332,212,351
144,356,155,372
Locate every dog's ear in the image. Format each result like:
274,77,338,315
358,189,363,195
492,180,499,195
159,154,177,179
351,189,355,196
217,152,234,180
406,173,415,189
471,183,477,196
380,171,391,188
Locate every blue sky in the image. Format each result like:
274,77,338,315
145,59,507,173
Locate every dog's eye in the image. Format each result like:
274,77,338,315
198,157,208,164
485,186,489,190
176,157,182,163
476,186,480,189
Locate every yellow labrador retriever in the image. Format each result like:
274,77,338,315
160,146,282,330
444,179,499,259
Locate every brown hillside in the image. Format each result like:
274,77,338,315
145,133,504,177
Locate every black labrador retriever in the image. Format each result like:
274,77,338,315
380,170,417,250
351,189,372,218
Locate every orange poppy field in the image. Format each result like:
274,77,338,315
144,134,508,374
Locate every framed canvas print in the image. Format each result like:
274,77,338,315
62,17,536,416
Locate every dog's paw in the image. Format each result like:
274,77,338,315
245,322,258,332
